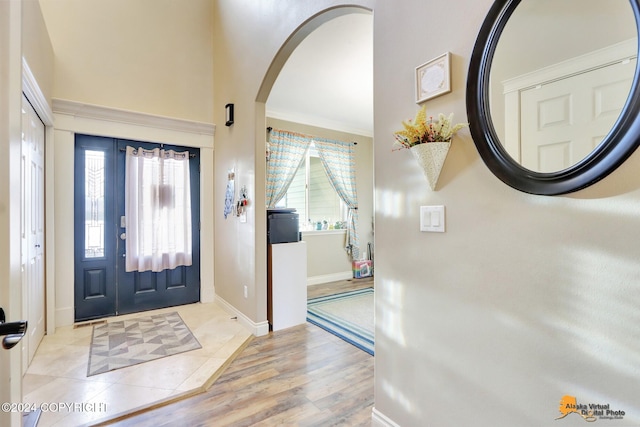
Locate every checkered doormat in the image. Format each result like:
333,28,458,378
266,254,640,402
87,311,201,376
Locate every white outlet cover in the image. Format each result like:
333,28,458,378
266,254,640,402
420,205,445,232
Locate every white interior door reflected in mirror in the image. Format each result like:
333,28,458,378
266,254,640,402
519,58,636,172
467,0,640,195
489,0,637,173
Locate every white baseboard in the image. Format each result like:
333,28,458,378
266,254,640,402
55,307,74,328
372,408,401,427
215,295,270,337
201,284,215,304
307,271,353,286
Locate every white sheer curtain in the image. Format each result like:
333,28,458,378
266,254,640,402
125,146,192,272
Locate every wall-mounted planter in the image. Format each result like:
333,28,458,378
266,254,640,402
410,141,451,190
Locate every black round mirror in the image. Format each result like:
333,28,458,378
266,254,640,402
467,0,640,195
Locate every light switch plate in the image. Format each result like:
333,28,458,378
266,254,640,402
420,205,445,232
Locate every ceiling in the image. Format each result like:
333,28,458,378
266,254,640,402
495,0,635,80
266,13,374,137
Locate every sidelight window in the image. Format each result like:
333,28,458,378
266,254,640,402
84,150,105,258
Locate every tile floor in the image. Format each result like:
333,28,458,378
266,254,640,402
22,302,253,427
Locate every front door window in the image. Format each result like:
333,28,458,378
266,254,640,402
84,150,106,258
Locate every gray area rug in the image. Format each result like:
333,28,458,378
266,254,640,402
307,288,374,355
87,311,201,376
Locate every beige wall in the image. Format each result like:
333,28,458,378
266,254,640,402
38,0,213,123
216,0,640,425
374,1,640,426
267,117,374,281
212,1,373,332
302,232,350,279
23,0,54,103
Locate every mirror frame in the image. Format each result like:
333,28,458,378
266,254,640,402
467,0,640,195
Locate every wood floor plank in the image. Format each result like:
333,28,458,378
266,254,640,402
252,400,323,426
307,276,373,299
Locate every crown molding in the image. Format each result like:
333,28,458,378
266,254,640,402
503,38,637,94
52,98,216,136
22,58,54,126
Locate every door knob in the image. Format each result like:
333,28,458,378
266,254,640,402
2,334,24,349
0,308,28,350
120,233,126,240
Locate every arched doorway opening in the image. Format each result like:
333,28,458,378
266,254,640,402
255,5,374,337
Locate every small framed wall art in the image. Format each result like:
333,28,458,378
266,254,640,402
415,52,451,103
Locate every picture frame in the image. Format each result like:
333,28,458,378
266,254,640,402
415,52,451,103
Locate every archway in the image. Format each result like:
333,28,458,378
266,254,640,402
256,6,372,104
255,5,373,333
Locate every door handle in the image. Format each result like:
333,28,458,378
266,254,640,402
0,308,28,350
120,233,126,240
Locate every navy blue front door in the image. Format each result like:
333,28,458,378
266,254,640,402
74,135,200,322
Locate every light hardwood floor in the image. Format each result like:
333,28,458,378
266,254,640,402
307,276,374,299
107,277,374,427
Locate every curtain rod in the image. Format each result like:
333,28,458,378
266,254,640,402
118,147,196,158
266,126,357,145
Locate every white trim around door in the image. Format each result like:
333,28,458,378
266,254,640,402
50,99,215,327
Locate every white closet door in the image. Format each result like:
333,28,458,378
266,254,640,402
21,94,45,370
521,59,636,172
